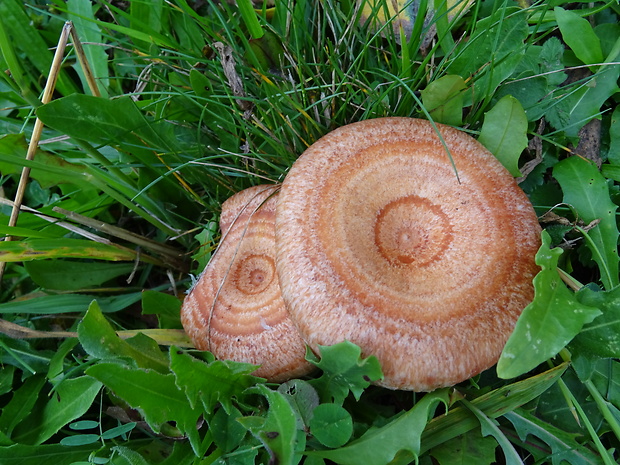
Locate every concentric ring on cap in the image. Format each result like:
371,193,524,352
275,117,541,391
181,185,314,382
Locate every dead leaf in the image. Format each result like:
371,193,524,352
574,119,602,168
213,41,253,117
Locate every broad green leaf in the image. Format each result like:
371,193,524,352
117,328,192,347
463,401,523,465
278,379,320,430
0,365,15,397
421,75,466,126
307,341,383,404
447,11,528,105
67,0,110,98
0,443,97,464
157,441,197,465
0,134,92,188
601,164,620,183
209,406,247,453
100,422,136,440
47,338,79,380
540,37,569,87
310,389,449,465
430,430,497,465
554,156,620,290
608,106,620,165
59,434,100,446
128,0,166,49
421,363,568,453
555,7,604,65
238,384,298,465
309,404,353,448
502,37,567,122
35,94,121,143
0,375,46,440
478,95,528,177
0,337,55,374
36,95,170,156
207,447,259,465
25,260,136,290
248,31,286,71
597,22,620,62
85,362,202,453
142,290,183,329
170,348,262,415
546,63,619,137
78,301,169,373
0,238,143,263
504,409,604,465
497,232,601,379
69,420,99,431
590,359,620,409
536,369,604,436
190,69,213,99
571,286,620,358
11,376,102,445
190,224,218,273
498,76,547,122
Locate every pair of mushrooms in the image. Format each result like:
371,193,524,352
181,117,541,392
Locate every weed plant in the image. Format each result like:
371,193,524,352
0,0,619,464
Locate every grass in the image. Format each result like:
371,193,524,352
0,0,619,463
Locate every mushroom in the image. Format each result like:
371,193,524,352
181,185,314,382
275,117,541,391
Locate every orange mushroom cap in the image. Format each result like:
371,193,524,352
275,117,541,391
181,185,314,382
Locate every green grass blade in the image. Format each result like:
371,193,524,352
462,400,524,465
67,0,110,98
0,14,39,106
0,0,79,97
237,0,264,39
420,362,569,453
0,238,158,264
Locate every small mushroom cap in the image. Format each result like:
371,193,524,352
275,117,541,391
181,185,314,382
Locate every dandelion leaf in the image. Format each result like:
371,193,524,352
571,286,620,358
497,232,600,379
85,362,202,454
238,384,298,465
309,389,449,465
307,341,383,404
170,348,262,415
554,156,620,290
504,409,604,465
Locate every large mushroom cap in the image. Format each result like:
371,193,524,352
275,117,541,391
181,185,314,382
